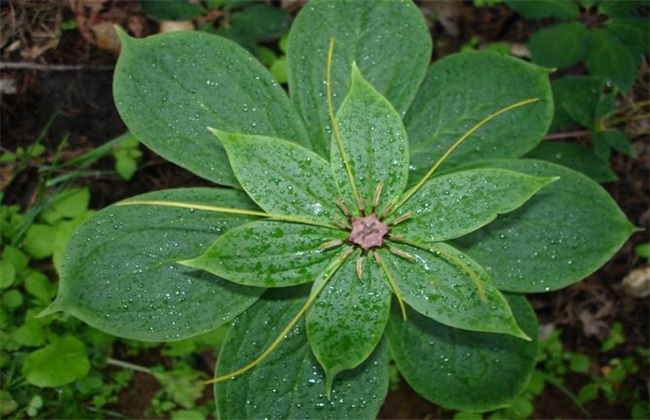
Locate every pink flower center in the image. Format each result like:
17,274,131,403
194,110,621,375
349,214,390,251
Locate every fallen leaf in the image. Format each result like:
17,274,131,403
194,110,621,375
617,266,650,298
159,20,195,33
578,309,609,340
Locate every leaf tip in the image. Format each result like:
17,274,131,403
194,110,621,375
177,258,200,269
349,61,368,88
207,126,225,138
543,175,561,186
113,26,132,46
512,324,532,341
207,127,236,146
324,368,340,400
37,300,63,318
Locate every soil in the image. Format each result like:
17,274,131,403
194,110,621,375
1,1,648,419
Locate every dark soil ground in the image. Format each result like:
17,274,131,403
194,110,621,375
2,1,648,419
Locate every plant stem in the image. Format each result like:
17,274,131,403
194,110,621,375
543,130,591,140
611,99,650,115
106,357,152,375
0,62,114,71
606,113,650,126
537,371,591,418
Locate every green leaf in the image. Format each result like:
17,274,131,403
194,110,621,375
331,64,409,216
502,396,534,419
0,152,16,162
139,0,206,21
172,410,204,420
1,289,23,309
22,336,90,387
14,317,47,347
606,16,649,56
453,159,637,292
23,224,58,259
0,259,15,288
454,412,483,420
550,76,605,131
270,56,288,84
595,94,618,131
598,0,644,16
257,47,277,66
505,0,580,20
278,33,289,54
52,211,95,273
216,287,389,419
40,187,90,223
634,243,649,260
378,243,528,339
586,28,640,93
593,129,637,157
528,22,590,68
2,247,29,273
578,382,599,403
114,153,138,180
208,0,254,10
183,221,346,287
113,29,308,186
24,270,55,303
405,52,553,181
153,367,206,408
217,4,291,52
386,293,538,411
216,131,343,225
524,141,618,183
0,392,17,416
306,250,391,389
593,129,612,158
46,188,264,342
391,168,555,243
633,401,650,420
288,0,431,157
569,353,591,373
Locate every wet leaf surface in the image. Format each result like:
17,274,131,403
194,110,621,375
50,188,264,341
216,286,390,419
386,293,538,411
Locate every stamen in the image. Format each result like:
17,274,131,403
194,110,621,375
331,217,349,229
378,202,395,220
334,196,351,217
371,182,384,211
355,192,366,216
356,254,365,279
388,246,415,262
389,212,414,226
320,239,344,249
